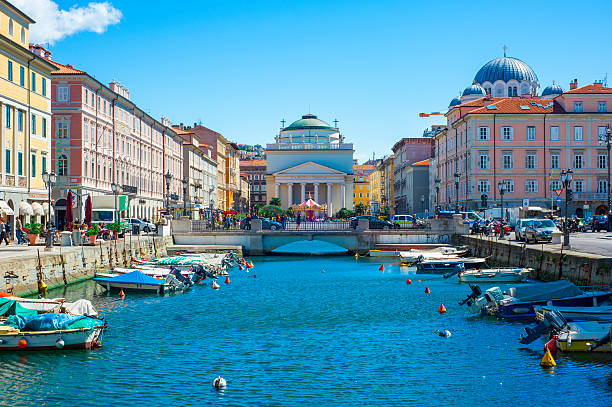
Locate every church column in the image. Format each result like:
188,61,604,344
314,183,319,202
341,183,346,208
288,183,293,206
327,183,332,204
301,183,306,203
275,183,280,198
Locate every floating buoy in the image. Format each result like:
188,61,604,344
118,289,125,298
56,337,65,349
213,376,227,389
545,335,558,353
93,340,102,348
322,269,326,273
239,265,244,271
354,253,358,259
379,264,385,271
417,280,422,283
225,276,230,284
438,304,447,314
212,281,220,289
425,286,431,294
540,347,556,367
249,261,254,268
253,274,257,278
406,278,412,285
18,339,28,349
438,329,452,338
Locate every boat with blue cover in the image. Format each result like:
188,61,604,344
93,270,180,293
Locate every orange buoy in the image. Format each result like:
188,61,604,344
253,274,256,278
18,339,28,349
249,261,254,268
225,276,230,284
406,278,412,285
438,303,447,313
379,264,385,271
425,285,431,294
545,336,558,353
239,265,244,271
118,289,125,298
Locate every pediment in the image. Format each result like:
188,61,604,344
274,161,346,176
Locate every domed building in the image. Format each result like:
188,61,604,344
460,83,487,103
473,54,539,97
266,114,354,213
541,82,564,99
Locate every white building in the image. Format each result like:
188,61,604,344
265,114,354,214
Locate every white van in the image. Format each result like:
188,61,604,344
391,214,415,229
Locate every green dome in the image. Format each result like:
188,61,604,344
284,114,336,131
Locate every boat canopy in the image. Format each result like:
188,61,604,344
0,298,37,317
93,270,163,286
508,280,582,302
4,313,103,331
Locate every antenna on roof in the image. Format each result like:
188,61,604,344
503,45,508,57
604,73,608,87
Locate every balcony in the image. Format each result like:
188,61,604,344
266,143,353,151
574,193,609,201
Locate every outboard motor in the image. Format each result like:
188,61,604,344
170,267,193,287
444,263,465,279
459,284,482,306
520,309,568,344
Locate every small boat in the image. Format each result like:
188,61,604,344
93,270,181,293
416,257,487,273
557,322,612,352
400,247,471,265
457,268,532,283
536,305,612,322
369,250,401,258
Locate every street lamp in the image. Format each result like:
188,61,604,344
603,125,612,231
560,168,574,247
111,182,120,233
182,177,188,218
434,178,441,214
164,171,172,215
498,181,506,238
454,172,460,214
42,171,56,249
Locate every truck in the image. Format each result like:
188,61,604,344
91,195,129,232
484,206,553,228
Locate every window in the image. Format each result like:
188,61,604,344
7,60,12,81
477,180,490,193
550,153,560,169
85,89,89,105
31,72,35,93
574,180,584,193
478,126,489,140
598,101,607,112
478,153,489,169
42,78,46,96
525,180,538,193
574,101,583,112
359,192,363,198
526,153,537,169
597,179,608,193
550,126,560,141
501,179,514,193
57,86,69,102
550,180,561,191
574,153,584,169
5,149,10,173
20,27,25,43
5,106,9,128
17,110,23,132
526,126,536,141
31,153,36,177
42,117,47,138
8,18,13,36
598,126,608,142
598,154,608,169
502,153,513,169
58,155,68,176
42,155,47,174
574,126,583,141
502,126,513,140
31,114,36,135
84,121,88,142
19,66,24,87
17,151,22,176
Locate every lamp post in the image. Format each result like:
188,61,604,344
42,171,56,249
603,125,612,231
498,181,506,238
209,198,215,230
182,177,188,218
434,178,441,214
560,168,574,247
111,182,120,234
164,171,172,216
454,172,460,214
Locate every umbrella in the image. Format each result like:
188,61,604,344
84,195,92,226
65,190,73,231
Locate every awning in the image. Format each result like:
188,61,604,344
31,202,44,216
18,201,33,216
42,202,54,216
0,201,14,216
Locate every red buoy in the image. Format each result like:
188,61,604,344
406,278,412,285
438,303,447,313
225,276,231,284
18,339,28,349
545,336,558,353
118,289,125,298
253,274,256,278
425,285,431,294
379,264,385,271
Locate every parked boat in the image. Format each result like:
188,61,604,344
93,270,186,293
400,246,471,264
416,257,487,273
457,268,532,283
369,250,401,258
536,305,612,322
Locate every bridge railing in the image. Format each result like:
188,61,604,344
191,220,242,232
283,220,351,231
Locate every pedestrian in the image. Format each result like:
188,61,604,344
296,213,302,230
15,218,22,245
5,221,11,243
0,219,8,245
281,214,286,230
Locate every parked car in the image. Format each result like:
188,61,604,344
514,219,534,241
240,216,282,231
391,214,415,229
523,219,557,243
350,215,395,230
126,218,156,233
591,215,609,232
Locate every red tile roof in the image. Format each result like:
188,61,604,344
564,83,612,94
240,159,266,167
48,60,86,75
412,159,430,166
468,98,564,114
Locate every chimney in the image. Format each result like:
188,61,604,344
194,122,198,128
29,44,52,59
179,123,184,129
570,79,578,90
594,81,603,90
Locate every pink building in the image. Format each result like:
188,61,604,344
392,137,434,214
435,57,610,217
33,45,183,226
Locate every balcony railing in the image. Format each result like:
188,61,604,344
266,143,353,151
574,192,609,201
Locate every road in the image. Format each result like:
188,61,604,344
514,231,612,258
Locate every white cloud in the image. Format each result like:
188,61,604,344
13,0,122,45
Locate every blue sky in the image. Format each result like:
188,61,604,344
33,0,612,161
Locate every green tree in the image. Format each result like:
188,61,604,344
269,197,282,207
354,203,367,216
335,208,354,219
253,204,263,215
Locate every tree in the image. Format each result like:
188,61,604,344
253,204,263,215
335,208,354,219
260,205,284,218
270,197,282,207
354,203,367,216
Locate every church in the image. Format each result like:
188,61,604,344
265,114,354,214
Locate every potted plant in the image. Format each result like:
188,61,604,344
24,223,43,245
85,224,99,244
109,221,122,239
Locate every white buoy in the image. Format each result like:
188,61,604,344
438,329,451,338
56,337,65,348
211,281,220,290
213,376,226,389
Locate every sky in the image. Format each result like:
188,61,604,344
15,0,612,162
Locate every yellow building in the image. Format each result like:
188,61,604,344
369,167,382,211
352,164,375,211
0,1,57,237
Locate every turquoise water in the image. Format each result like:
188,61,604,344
1,247,611,406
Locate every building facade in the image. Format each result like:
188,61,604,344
381,155,395,215
0,5,56,238
392,138,434,214
240,159,266,210
435,53,611,216
265,114,354,214
353,164,374,210
404,159,430,215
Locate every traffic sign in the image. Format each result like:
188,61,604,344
554,188,564,197
556,197,562,203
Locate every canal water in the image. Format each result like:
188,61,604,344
1,242,611,406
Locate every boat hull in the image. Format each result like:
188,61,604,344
497,293,612,320
458,269,530,283
94,280,165,293
416,259,486,274
0,327,104,351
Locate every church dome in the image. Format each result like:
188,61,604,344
462,84,486,97
284,114,336,131
474,57,538,84
449,97,462,107
541,83,564,97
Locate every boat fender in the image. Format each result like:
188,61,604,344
406,278,411,285
56,337,65,349
213,376,227,389
118,289,126,299
544,336,558,353
540,347,556,367
18,339,28,349
94,340,102,348
0,339,4,344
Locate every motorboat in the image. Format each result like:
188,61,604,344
461,280,612,320
557,322,612,352
457,268,532,283
536,305,612,322
400,246,471,264
416,257,487,273
93,270,186,293
0,293,97,316
369,250,402,258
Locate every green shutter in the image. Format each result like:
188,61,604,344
31,154,35,177
17,152,22,176
4,150,9,173
42,156,46,174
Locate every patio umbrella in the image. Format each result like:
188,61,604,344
84,195,92,226
65,190,74,231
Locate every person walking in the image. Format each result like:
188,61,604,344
296,213,302,230
281,214,286,230
0,219,8,245
15,218,22,245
